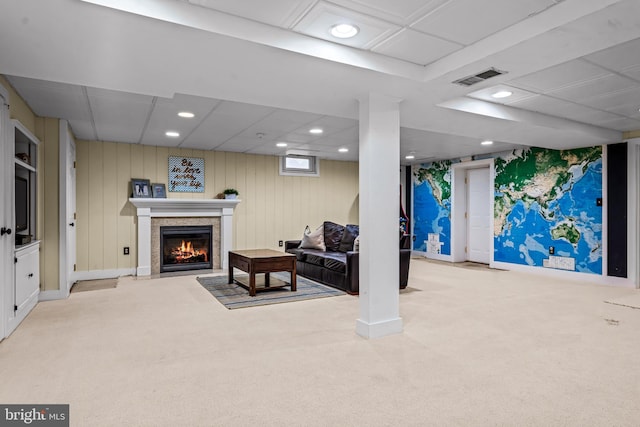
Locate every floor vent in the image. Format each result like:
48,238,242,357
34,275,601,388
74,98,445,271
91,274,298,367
453,68,507,87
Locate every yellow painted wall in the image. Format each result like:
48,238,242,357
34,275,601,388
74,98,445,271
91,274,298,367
2,76,60,291
623,130,640,139
75,141,359,272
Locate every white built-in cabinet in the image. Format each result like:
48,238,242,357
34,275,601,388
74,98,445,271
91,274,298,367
2,120,40,338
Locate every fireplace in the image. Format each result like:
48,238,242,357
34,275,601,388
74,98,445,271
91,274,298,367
160,225,213,273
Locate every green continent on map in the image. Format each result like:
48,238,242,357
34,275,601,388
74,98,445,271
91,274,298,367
493,146,601,236
414,161,451,206
550,222,580,245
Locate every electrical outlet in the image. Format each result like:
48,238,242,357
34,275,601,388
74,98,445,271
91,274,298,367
549,246,555,255
278,240,283,247
124,247,130,255
596,197,602,206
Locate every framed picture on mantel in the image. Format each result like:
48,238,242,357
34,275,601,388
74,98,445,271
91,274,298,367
152,183,167,198
131,178,152,198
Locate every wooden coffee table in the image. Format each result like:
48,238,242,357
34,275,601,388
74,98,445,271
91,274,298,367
228,249,297,297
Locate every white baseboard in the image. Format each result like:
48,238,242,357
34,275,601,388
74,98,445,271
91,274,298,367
491,261,636,288
73,268,136,282
412,250,452,262
39,289,69,301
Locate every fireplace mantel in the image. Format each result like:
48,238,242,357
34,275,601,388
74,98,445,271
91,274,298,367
129,198,241,276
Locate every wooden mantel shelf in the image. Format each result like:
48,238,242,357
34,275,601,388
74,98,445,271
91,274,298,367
128,198,241,210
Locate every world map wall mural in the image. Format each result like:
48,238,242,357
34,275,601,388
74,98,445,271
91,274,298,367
413,160,453,255
494,146,603,274
412,146,603,275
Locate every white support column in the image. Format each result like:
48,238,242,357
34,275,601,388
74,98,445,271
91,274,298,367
356,92,403,339
136,207,151,276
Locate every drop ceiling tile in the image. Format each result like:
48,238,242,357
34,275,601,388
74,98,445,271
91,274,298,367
618,64,640,81
187,0,315,28
181,101,275,149
335,0,450,25
509,59,610,93
67,120,96,141
293,1,400,49
584,86,640,112
592,116,640,131
372,28,462,65
87,87,154,143
509,95,622,124
548,74,638,104
467,84,537,105
6,76,91,122
411,0,558,45
584,38,640,73
140,94,221,146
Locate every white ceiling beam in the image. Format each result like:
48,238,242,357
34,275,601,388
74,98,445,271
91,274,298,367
438,97,622,143
79,0,426,81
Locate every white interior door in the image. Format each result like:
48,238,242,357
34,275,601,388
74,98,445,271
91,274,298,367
66,138,76,290
466,168,490,263
60,121,76,295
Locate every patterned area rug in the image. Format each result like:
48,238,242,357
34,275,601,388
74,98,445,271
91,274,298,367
196,272,345,309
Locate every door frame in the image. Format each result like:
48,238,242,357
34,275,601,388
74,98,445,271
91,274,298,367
58,120,76,298
0,83,10,339
451,159,494,264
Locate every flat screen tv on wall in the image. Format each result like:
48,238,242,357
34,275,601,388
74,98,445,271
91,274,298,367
15,176,28,232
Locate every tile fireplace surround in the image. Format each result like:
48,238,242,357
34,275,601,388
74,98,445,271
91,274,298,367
129,198,241,276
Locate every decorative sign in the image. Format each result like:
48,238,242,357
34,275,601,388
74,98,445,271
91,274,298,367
168,156,204,192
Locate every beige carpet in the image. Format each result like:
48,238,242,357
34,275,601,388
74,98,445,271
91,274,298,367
1,260,639,426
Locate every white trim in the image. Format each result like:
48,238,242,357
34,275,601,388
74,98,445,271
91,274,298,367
492,261,635,288
415,250,452,262
38,289,69,302
356,317,403,339
0,83,8,105
627,137,640,289
451,159,494,264
59,120,75,299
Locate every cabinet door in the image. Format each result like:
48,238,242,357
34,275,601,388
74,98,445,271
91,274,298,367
15,247,39,310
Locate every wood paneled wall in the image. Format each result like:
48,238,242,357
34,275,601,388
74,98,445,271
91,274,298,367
75,141,359,272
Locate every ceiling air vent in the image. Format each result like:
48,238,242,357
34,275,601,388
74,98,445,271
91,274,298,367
453,68,507,87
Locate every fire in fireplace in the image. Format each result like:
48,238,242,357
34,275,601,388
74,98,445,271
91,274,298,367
160,225,213,273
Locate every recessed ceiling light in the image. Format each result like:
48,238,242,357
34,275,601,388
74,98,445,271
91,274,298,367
276,142,287,147
330,23,359,39
309,128,323,134
491,90,512,99
405,154,415,160
165,131,180,137
177,111,195,118
481,140,493,145
338,148,349,153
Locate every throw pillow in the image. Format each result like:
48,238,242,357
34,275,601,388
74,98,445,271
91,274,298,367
338,224,359,252
299,225,326,251
353,235,360,252
323,221,345,252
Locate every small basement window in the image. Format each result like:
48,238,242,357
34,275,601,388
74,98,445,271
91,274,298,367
279,154,320,177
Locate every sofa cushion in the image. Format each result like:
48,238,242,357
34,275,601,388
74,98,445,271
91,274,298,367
322,252,347,273
304,249,327,267
323,221,345,252
338,224,359,252
299,224,326,251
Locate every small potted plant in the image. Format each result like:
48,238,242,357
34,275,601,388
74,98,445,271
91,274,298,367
223,188,239,200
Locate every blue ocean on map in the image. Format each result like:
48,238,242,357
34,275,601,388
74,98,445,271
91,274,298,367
413,181,451,255
494,158,602,274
